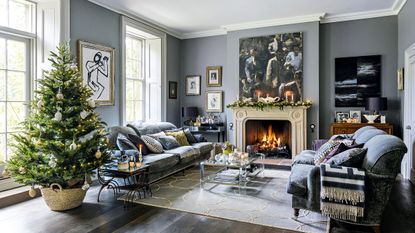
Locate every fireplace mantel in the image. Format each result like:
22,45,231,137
231,106,308,158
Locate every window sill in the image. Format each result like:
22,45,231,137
0,186,40,209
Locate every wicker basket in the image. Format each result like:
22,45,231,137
41,183,87,211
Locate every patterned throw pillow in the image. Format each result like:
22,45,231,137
158,136,181,150
314,140,341,165
141,135,164,154
127,134,150,155
183,128,197,144
322,142,363,163
165,130,190,146
147,132,166,140
325,148,367,167
116,134,138,151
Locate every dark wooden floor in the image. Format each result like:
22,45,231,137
0,176,414,233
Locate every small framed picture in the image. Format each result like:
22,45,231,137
205,91,223,112
185,75,201,96
335,112,350,123
206,66,222,87
78,40,115,106
350,110,361,123
169,81,177,99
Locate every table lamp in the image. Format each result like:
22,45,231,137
183,107,198,126
364,97,387,123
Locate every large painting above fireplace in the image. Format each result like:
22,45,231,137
239,32,303,102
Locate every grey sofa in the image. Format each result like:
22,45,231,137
287,126,407,227
107,122,213,183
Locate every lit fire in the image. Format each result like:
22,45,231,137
260,125,282,149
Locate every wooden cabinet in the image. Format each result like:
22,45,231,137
330,123,393,135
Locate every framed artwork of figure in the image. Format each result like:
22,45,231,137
78,40,115,105
205,91,223,112
206,66,222,87
185,75,201,95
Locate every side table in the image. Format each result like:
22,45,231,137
97,163,151,203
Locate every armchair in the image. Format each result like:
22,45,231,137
287,126,407,231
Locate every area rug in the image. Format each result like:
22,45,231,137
118,167,327,233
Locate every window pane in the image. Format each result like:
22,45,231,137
6,133,18,159
0,0,7,28
126,59,136,80
7,40,26,71
126,100,134,122
0,133,5,162
134,101,143,121
0,38,5,69
126,79,134,101
0,71,5,100
133,80,143,101
6,102,25,131
7,71,26,101
9,0,32,32
0,102,5,132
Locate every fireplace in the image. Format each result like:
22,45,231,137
231,106,308,159
245,120,292,158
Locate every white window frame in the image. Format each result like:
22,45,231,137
121,16,167,125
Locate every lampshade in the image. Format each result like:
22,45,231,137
184,107,198,118
365,97,387,112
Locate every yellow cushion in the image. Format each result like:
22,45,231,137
165,130,190,146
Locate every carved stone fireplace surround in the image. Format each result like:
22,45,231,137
231,106,308,158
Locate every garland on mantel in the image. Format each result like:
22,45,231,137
226,99,312,111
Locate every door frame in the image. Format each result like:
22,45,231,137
404,42,415,184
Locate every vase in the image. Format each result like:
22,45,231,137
40,183,87,211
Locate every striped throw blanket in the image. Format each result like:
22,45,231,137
320,164,365,222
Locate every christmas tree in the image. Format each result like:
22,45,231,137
6,44,111,190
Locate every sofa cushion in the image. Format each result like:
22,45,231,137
158,136,181,150
141,135,164,153
127,122,162,136
148,131,166,139
353,128,386,144
108,126,137,148
322,142,364,163
183,128,197,143
165,130,190,146
165,146,198,163
324,148,367,167
143,153,179,172
351,126,377,140
314,140,341,165
127,134,149,155
293,150,315,165
191,142,213,155
116,134,138,151
287,163,315,196
155,122,177,131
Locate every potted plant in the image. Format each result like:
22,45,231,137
4,44,111,211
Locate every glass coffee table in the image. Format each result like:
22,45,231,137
199,154,264,193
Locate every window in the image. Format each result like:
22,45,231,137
0,0,36,33
0,34,30,162
123,21,164,124
125,35,144,122
0,0,34,163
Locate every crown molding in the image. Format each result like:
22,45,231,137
321,0,407,24
181,29,227,40
87,0,184,39
222,13,326,32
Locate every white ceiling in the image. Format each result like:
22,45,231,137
89,0,406,39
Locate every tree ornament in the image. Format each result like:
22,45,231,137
69,141,77,150
28,187,37,198
56,88,64,100
81,182,90,191
2,169,9,177
37,100,44,109
19,167,26,174
54,110,62,121
95,148,102,159
80,110,89,119
70,64,78,71
48,155,57,168
88,99,96,108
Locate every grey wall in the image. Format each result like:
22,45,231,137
70,0,121,126
70,0,182,127
181,22,320,147
166,35,182,126
319,16,399,139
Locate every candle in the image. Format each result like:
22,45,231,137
291,93,294,103
139,144,142,153
257,92,261,99
236,94,240,100
266,93,269,98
